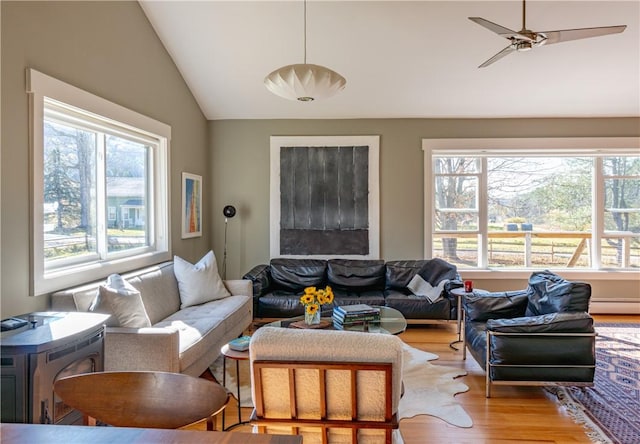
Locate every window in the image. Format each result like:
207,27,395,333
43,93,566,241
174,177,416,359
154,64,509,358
423,138,640,274
28,69,171,295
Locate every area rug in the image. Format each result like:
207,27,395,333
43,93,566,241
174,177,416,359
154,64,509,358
211,354,253,407
548,323,640,444
211,342,472,428
397,343,472,428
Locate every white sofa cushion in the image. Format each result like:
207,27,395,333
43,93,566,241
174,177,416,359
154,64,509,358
90,274,152,328
174,251,230,309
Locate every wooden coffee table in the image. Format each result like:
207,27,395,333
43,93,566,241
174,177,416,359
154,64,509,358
266,306,407,335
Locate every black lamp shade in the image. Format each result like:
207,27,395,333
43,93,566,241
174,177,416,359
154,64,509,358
223,205,236,218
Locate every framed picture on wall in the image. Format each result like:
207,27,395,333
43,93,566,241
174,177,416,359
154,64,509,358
181,172,202,238
270,135,380,259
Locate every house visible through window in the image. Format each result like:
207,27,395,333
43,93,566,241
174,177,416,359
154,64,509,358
28,69,170,295
423,138,640,272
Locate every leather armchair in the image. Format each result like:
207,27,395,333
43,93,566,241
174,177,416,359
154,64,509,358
462,270,596,397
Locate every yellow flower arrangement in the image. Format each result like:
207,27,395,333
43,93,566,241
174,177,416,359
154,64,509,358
300,286,334,324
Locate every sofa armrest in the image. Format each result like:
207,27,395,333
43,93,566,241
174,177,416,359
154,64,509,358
486,311,595,334
104,326,180,372
242,264,271,297
463,290,529,322
485,312,596,371
224,279,253,297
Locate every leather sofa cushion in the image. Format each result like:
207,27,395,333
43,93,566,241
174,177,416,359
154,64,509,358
332,290,385,307
384,260,430,289
525,271,591,316
327,259,385,291
416,258,459,286
269,258,327,292
463,291,528,322
385,289,451,319
385,259,459,290
258,291,310,318
487,311,594,333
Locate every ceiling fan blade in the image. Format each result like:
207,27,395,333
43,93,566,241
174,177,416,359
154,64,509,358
469,17,533,41
478,45,515,68
541,25,626,45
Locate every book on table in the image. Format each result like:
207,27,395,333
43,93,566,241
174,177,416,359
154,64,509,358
228,335,251,352
332,311,381,323
332,316,381,329
333,304,380,317
332,304,381,328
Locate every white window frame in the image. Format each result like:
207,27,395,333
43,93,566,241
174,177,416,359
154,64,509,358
422,137,640,281
27,69,171,296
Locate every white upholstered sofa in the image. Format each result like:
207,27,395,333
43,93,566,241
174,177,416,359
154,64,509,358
51,259,253,377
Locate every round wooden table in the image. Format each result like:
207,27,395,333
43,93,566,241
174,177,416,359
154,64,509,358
54,371,230,430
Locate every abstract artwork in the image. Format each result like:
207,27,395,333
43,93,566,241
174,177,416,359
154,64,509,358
181,172,202,238
270,136,380,258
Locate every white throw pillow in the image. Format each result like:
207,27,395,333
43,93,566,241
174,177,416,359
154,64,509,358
174,250,230,309
407,274,449,303
90,274,152,328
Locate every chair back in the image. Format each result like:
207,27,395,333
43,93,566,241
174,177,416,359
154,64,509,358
249,327,403,443
53,371,229,430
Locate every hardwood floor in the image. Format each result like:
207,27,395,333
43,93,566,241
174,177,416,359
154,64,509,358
197,314,638,443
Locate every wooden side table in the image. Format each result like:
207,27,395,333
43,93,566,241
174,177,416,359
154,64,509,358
220,343,250,431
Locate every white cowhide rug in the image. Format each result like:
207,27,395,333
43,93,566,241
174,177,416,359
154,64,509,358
397,343,472,428
210,342,472,428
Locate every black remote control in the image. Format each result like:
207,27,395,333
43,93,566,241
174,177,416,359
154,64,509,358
1,317,29,331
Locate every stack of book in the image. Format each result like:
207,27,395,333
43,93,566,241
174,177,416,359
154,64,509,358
332,304,381,329
228,335,251,352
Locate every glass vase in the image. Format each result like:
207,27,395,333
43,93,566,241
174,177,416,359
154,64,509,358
305,310,321,325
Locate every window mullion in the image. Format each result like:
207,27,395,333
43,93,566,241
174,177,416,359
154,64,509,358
592,157,604,269
424,147,434,258
96,134,107,259
478,158,488,268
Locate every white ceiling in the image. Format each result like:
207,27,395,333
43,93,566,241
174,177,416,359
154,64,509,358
139,1,640,120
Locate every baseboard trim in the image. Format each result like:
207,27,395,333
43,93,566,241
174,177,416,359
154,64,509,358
590,300,640,314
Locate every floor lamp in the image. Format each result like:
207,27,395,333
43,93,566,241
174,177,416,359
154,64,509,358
222,205,236,279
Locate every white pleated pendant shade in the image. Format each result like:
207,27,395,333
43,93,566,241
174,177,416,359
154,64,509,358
264,63,346,101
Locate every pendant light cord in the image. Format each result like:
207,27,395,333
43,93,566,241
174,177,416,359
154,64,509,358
303,0,307,64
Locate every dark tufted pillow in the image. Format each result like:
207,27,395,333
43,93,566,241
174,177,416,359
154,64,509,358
385,260,430,290
525,271,591,316
269,258,327,292
327,259,386,291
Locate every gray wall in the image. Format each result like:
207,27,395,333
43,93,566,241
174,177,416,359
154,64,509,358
1,1,210,317
209,118,640,302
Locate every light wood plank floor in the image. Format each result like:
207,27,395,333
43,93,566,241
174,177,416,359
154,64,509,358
197,314,638,443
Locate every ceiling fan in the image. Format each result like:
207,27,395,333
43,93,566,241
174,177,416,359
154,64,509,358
469,0,626,68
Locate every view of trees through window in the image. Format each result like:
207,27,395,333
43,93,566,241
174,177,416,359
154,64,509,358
43,117,149,265
432,155,640,269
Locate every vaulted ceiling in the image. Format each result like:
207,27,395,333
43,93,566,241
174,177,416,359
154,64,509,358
139,1,640,120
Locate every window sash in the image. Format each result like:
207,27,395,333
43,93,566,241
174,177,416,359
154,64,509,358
28,68,171,296
423,138,640,272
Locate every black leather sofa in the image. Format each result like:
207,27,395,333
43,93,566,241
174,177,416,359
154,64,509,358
463,270,596,397
243,258,462,320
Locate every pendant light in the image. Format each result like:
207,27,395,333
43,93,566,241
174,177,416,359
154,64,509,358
264,0,346,101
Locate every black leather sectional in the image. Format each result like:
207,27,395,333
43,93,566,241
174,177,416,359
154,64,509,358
243,258,462,320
